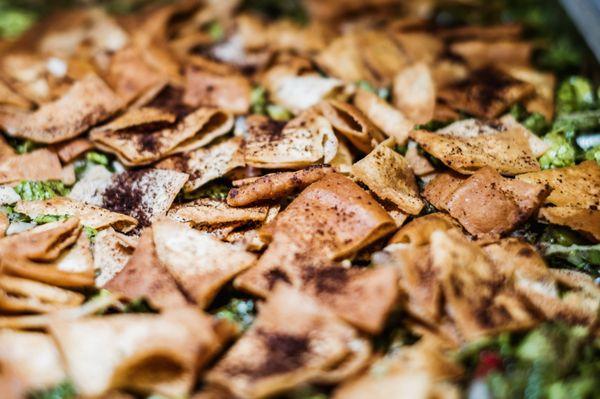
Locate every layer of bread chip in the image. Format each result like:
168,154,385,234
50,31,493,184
183,66,250,114
168,198,270,227
1,74,123,144
207,285,371,399
0,149,63,184
392,62,436,124
93,227,138,287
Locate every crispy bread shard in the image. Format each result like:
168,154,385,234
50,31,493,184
0,330,67,392
502,66,556,120
227,165,334,207
351,139,424,215
431,230,536,340
539,207,600,243
450,40,533,69
49,308,231,398
353,88,413,144
424,168,549,240
516,160,600,209
168,198,270,227
244,113,338,169
438,68,534,118
207,286,371,399
100,168,189,228
0,149,63,184
1,74,123,144
0,274,84,313
0,212,7,238
14,197,137,233
389,213,460,246
410,128,540,175
183,66,251,114
93,227,137,287
267,73,342,114
158,137,244,192
392,62,436,125
153,219,256,308
91,107,234,166
104,228,187,309
319,99,384,153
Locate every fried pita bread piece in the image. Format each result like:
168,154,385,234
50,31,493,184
300,264,399,334
319,100,386,153
483,239,600,326
236,173,395,290
0,149,63,184
431,230,536,340
53,138,95,163
168,198,269,227
49,307,232,398
244,113,338,169
516,160,600,209
450,40,532,69
67,164,114,206
227,165,333,207
0,135,16,161
424,168,549,240
0,330,67,393
410,128,540,175
105,228,188,309
91,107,234,166
502,66,556,120
153,219,256,308
389,213,460,245
0,212,7,238
351,139,424,215
0,78,31,109
392,63,436,125
267,73,343,114
183,66,250,114
539,207,600,243
93,227,137,287
353,88,414,144
158,137,243,192
207,286,371,399
100,168,189,228
14,197,137,233
0,74,123,144
0,274,84,313
438,68,534,118
333,340,462,399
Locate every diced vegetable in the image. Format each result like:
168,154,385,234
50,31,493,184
266,104,293,121
251,86,268,115
214,298,256,331
14,180,70,201
539,130,577,169
542,243,600,276
28,380,77,399
556,77,596,115
32,214,69,224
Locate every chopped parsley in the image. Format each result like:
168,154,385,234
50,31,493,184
14,180,69,201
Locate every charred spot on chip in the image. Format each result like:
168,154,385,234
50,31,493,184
102,169,151,228
302,265,350,293
146,85,193,119
264,268,292,290
252,329,310,378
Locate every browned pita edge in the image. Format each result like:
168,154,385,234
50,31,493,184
183,65,250,114
424,167,549,241
333,339,462,399
153,219,256,309
227,165,334,207
93,227,138,287
392,62,436,125
539,207,600,243
0,212,7,238
0,330,67,394
439,23,523,42
0,78,32,110
158,136,244,192
235,173,396,296
319,99,385,153
0,273,84,313
0,218,95,287
351,138,424,215
14,197,137,233
516,160,600,209
243,112,338,169
0,149,63,184
501,66,556,121
207,285,371,399
431,230,537,340
484,239,599,326
0,134,16,161
389,213,460,246
91,105,234,166
104,228,188,309
450,40,533,70
52,138,95,163
223,204,281,252
353,88,413,145
1,74,124,144
168,198,270,228
49,307,234,398
438,67,534,118
99,168,189,229
410,128,540,176
391,31,444,65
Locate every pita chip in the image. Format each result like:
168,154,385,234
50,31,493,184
105,228,188,309
207,285,371,399
450,40,532,69
244,113,338,169
183,66,250,114
0,274,84,313
168,198,270,228
1,74,123,144
539,207,600,243
392,63,436,125
0,149,63,184
351,139,424,215
93,227,137,287
153,219,256,308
